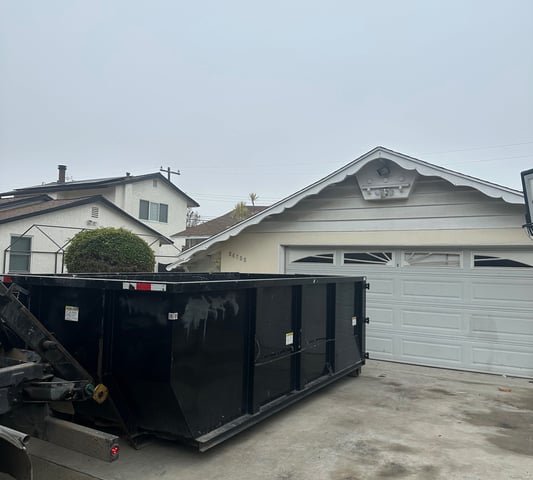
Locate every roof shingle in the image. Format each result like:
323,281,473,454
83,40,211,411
173,206,269,238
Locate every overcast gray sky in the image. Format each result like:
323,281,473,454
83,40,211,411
1,0,532,219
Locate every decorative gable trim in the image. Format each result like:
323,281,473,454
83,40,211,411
167,146,524,269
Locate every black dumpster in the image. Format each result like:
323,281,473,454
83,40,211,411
2,273,367,450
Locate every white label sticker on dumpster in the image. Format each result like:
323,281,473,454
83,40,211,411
352,316,357,326
285,332,294,346
65,306,79,322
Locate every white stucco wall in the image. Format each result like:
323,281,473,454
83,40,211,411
0,201,177,274
125,179,188,243
52,177,189,248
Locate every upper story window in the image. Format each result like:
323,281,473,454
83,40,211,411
9,235,32,273
139,200,168,223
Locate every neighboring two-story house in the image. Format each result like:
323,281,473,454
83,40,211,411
0,165,198,273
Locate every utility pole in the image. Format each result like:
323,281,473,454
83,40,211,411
160,166,180,181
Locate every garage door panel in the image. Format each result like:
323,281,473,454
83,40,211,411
471,281,533,307
400,338,462,363
472,346,533,373
288,265,340,275
470,314,533,341
400,310,462,333
366,278,395,297
366,335,393,357
367,307,393,327
402,280,462,300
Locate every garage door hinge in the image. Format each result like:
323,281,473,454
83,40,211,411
365,352,370,359
365,317,370,324
365,283,370,290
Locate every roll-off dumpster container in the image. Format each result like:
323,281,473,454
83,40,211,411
2,273,367,451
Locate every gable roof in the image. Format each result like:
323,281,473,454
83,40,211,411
1,172,199,208
167,146,525,269
172,206,269,239
0,194,173,244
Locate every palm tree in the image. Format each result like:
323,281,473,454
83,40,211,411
231,201,249,221
249,193,258,207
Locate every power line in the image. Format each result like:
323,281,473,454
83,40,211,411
443,153,533,165
182,155,533,174
189,154,533,204
420,141,533,156
190,193,281,201
182,164,329,171
184,143,533,208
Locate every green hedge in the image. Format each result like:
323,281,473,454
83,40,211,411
65,227,155,273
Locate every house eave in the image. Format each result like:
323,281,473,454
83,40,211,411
166,146,525,270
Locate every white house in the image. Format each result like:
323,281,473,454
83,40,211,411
168,147,533,378
1,166,199,272
3,166,198,243
0,194,176,274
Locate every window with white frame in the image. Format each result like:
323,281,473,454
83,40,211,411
139,200,168,223
343,251,393,266
473,255,533,268
292,253,334,264
403,252,461,267
9,235,32,272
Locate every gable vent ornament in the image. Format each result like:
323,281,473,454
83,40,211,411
355,159,418,201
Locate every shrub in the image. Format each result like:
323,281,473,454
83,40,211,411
65,227,155,273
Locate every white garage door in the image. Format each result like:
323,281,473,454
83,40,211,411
285,247,533,378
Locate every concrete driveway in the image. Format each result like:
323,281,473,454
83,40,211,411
30,360,533,480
